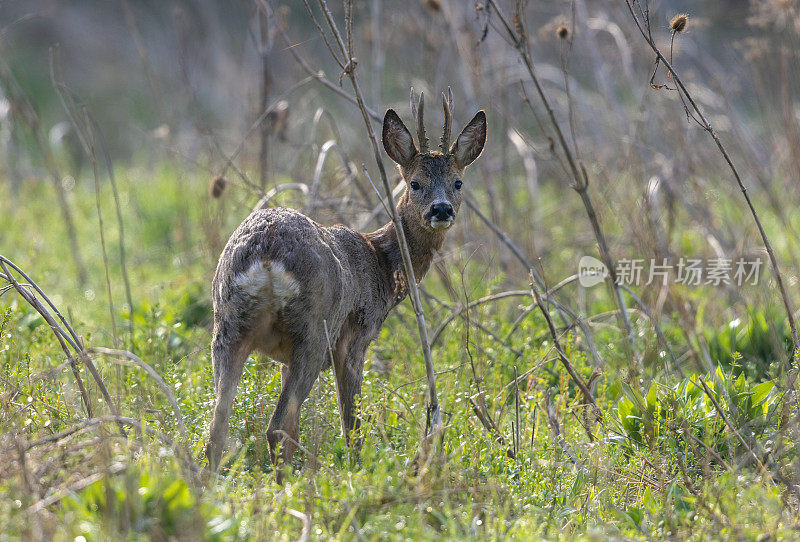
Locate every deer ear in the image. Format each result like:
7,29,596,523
382,109,418,168
450,110,486,169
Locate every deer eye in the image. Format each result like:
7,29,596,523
409,181,421,191
454,180,463,190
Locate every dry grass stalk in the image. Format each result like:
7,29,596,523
487,0,640,366
0,261,200,488
623,0,799,364
463,195,603,367
307,0,443,440
0,57,88,286
529,271,600,418
89,347,188,445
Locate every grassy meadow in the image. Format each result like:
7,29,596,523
2,0,800,540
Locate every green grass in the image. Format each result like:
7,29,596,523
1,169,798,541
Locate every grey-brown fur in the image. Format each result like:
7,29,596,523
205,101,486,472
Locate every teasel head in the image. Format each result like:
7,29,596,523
670,14,688,33
209,176,228,199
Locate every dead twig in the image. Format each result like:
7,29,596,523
286,508,311,542
0,56,88,285
88,347,188,445
0,257,124,434
49,50,121,353
429,289,531,346
51,50,135,346
529,271,600,418
487,0,638,365
308,0,442,440
623,0,798,361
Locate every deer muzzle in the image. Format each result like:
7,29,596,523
427,201,455,229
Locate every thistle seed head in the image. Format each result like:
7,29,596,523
210,176,228,199
670,14,688,33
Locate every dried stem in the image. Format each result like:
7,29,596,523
48,51,120,351
50,49,143,347
276,24,382,123
310,0,442,436
255,0,274,189
488,0,638,365
0,256,125,436
623,0,798,361
514,365,520,459
529,271,600,416
0,56,88,285
84,106,120,355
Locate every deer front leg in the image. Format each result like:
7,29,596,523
334,333,370,448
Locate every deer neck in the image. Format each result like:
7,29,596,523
366,198,446,284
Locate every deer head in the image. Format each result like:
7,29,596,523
382,89,486,233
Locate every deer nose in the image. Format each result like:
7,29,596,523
430,202,454,220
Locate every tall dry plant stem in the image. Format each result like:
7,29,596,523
85,111,134,344
530,272,600,417
0,58,88,286
623,0,799,362
487,0,639,365
0,256,125,436
50,50,135,347
308,0,441,434
463,195,603,368
255,0,273,190
86,114,120,352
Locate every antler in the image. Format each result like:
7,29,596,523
410,88,429,153
439,87,454,153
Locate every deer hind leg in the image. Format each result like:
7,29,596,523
266,343,325,470
206,324,251,470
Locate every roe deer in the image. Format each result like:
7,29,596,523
205,92,486,471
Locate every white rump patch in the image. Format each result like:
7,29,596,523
233,260,300,307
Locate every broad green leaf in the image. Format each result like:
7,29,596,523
751,381,775,406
